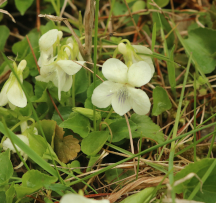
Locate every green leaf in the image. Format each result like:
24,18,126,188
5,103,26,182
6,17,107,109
174,158,216,203
52,106,72,125
184,28,216,74
31,81,49,102
152,86,172,116
67,160,82,174
108,119,137,142
59,112,90,138
15,0,34,15
0,25,10,51
28,133,47,157
40,21,57,35
36,102,49,119
120,187,155,203
54,125,80,163
35,120,56,146
75,68,89,95
130,114,165,144
0,192,6,203
14,170,57,199
132,1,145,13
81,131,109,156
154,0,169,7
12,30,40,61
6,183,15,203
73,107,101,121
0,150,13,186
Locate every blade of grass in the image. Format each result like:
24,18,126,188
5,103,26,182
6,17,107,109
158,13,176,99
151,22,156,52
168,53,192,201
167,45,176,100
93,0,99,131
193,73,197,162
207,128,216,158
68,121,216,186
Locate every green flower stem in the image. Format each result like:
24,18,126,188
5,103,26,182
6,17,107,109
93,0,100,131
72,74,76,108
105,107,113,121
68,121,216,186
168,53,192,201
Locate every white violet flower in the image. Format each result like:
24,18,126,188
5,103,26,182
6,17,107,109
38,29,63,67
118,42,155,76
2,134,29,169
60,193,110,203
91,58,152,116
36,31,85,100
0,60,27,109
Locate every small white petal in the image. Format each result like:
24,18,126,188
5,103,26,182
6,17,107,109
132,45,155,76
61,75,72,92
39,29,59,51
0,80,10,106
92,81,121,108
65,43,73,57
55,67,68,100
3,134,29,156
118,42,127,55
17,60,27,72
7,80,27,108
38,48,54,67
111,85,131,116
35,74,54,83
128,61,152,87
102,58,128,83
77,52,84,61
132,45,152,55
40,63,56,77
60,193,110,203
56,60,85,75
128,87,151,115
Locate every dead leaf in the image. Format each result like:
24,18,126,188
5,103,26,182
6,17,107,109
54,125,80,163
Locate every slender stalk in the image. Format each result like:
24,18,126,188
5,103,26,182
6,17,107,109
93,0,99,131
193,73,197,162
136,137,142,179
72,75,76,108
168,53,192,201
